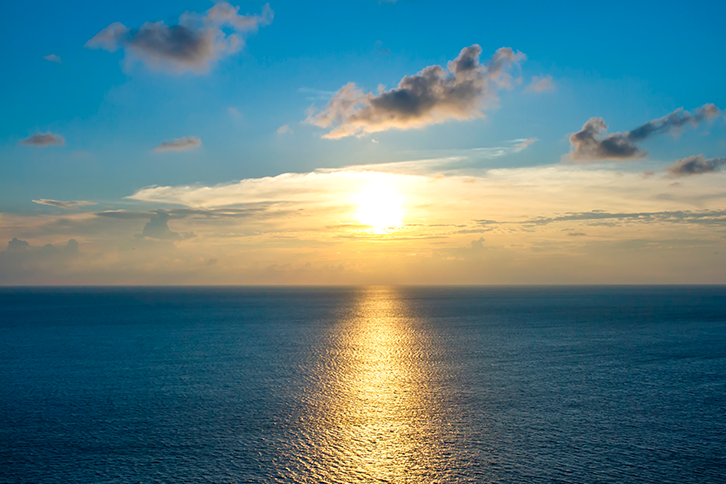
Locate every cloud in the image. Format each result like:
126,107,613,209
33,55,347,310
306,45,525,138
277,124,291,134
154,136,201,152
665,155,726,178
513,137,537,152
140,212,181,240
43,54,61,63
7,237,29,250
513,209,726,227
32,199,97,209
95,210,199,240
569,104,721,161
20,132,65,147
525,75,554,93
85,2,273,74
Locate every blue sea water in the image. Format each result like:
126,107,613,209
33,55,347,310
0,286,725,483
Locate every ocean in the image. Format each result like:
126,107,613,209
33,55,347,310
1,286,724,483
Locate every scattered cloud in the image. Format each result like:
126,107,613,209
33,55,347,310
306,45,525,138
20,132,65,147
525,75,554,93
568,104,721,161
666,155,726,177
513,137,537,152
32,199,97,210
228,106,242,118
154,136,201,152
277,124,292,134
7,237,29,250
43,54,61,63
85,2,273,74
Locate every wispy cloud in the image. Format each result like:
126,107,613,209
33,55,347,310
525,75,554,93
32,199,97,209
43,54,61,63
20,132,65,147
568,104,721,161
277,124,292,134
306,45,525,138
154,136,201,152
298,87,337,101
666,155,726,177
85,2,273,74
513,137,537,152
512,209,726,227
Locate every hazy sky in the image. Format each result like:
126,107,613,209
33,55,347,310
2,0,726,284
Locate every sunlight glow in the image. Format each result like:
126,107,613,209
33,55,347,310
354,183,404,232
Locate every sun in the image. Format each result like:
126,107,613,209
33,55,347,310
355,183,404,232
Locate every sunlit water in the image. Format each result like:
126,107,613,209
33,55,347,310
1,286,725,483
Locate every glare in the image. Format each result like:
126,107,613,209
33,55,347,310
355,183,404,232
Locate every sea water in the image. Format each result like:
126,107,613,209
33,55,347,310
1,286,724,483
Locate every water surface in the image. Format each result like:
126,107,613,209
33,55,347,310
1,286,724,482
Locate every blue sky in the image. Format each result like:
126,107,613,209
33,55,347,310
1,0,725,284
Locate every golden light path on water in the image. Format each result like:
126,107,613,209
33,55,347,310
283,287,458,482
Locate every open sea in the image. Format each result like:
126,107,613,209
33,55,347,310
0,286,725,483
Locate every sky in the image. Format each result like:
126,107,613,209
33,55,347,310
1,0,726,285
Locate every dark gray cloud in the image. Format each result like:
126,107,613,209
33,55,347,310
96,207,263,220
307,45,525,138
476,209,726,227
32,199,97,209
154,136,201,152
86,2,273,74
7,237,30,250
20,132,65,147
569,104,721,161
665,155,726,177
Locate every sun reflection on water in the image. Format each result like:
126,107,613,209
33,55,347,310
294,287,449,482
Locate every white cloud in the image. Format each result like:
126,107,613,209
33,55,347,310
43,54,62,63
32,199,97,210
277,124,292,134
